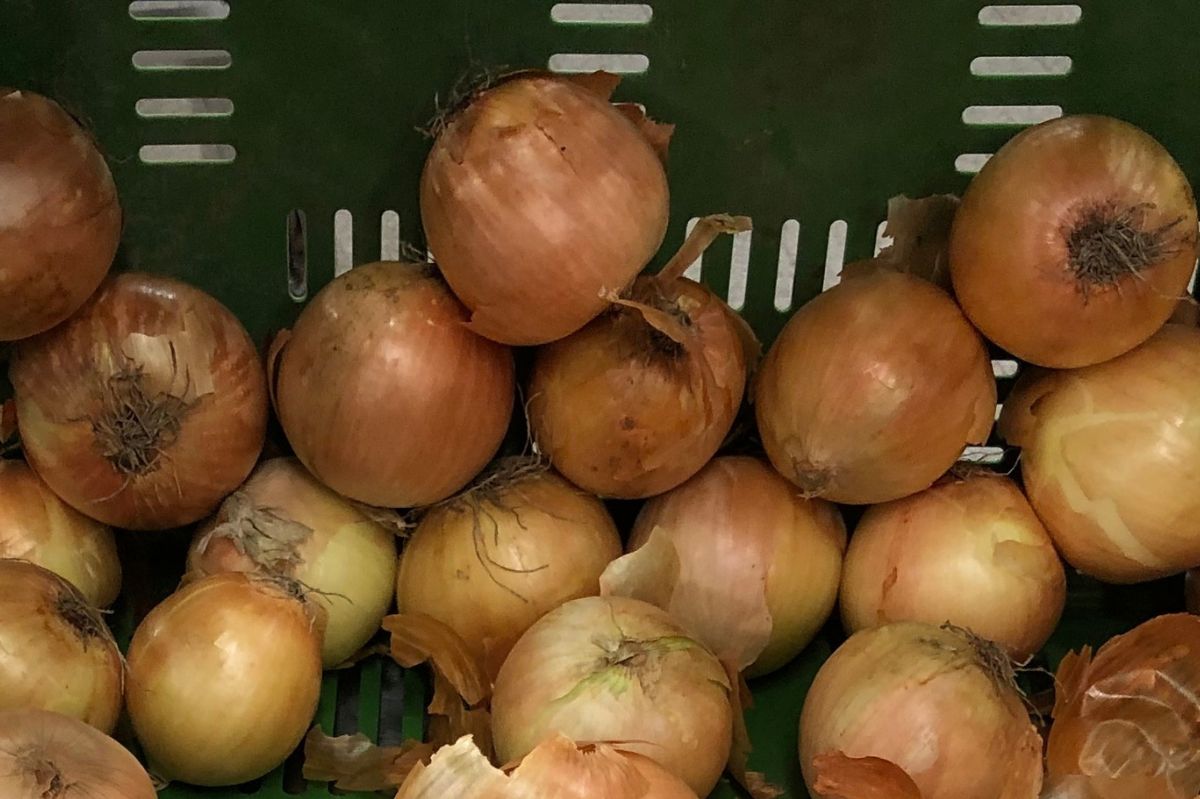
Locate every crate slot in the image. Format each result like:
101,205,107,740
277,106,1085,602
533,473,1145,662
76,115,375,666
135,97,234,118
138,143,235,164
962,104,1063,126
380,210,401,261
774,219,800,312
132,49,231,70
129,0,230,20
873,220,892,256
550,3,653,24
978,5,1082,27
960,445,1006,465
970,56,1073,77
682,217,702,280
334,209,354,276
1189,260,1198,293
992,360,1019,379
955,153,992,174
821,220,848,290
547,53,649,74
287,210,308,302
727,228,752,311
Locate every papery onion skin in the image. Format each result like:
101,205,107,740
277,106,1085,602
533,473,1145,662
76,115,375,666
1000,324,1200,583
0,708,156,799
420,73,669,345
756,271,996,504
491,595,733,796
951,115,1198,368
275,262,514,507
840,470,1066,660
0,89,121,341
0,559,122,732
125,572,323,786
187,457,398,667
10,273,267,529
0,459,121,606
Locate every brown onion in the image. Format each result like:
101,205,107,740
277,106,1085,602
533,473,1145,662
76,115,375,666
951,115,1198,368
10,273,267,529
275,261,514,507
840,470,1066,660
0,89,121,341
420,72,670,345
756,270,996,504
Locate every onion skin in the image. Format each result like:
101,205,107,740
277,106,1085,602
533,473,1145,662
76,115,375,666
10,273,267,529
951,115,1198,368
0,89,121,341
840,471,1066,660
1000,324,1200,583
275,262,514,507
0,459,121,606
756,271,996,504
421,73,670,345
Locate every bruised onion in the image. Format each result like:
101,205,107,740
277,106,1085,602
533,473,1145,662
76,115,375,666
951,115,1198,368
274,261,514,507
10,273,267,529
756,270,996,504
0,89,121,341
421,71,670,345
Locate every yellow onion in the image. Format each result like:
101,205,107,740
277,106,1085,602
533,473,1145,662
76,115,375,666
0,559,122,732
602,455,846,676
0,459,121,606
840,470,1066,660
951,115,1198,368
799,622,1043,799
10,273,268,529
0,89,121,341
756,270,996,504
0,708,156,799
396,457,621,679
1000,324,1200,582
187,457,398,667
126,572,323,786
274,262,514,507
1188,570,1199,614
491,595,733,796
420,72,670,345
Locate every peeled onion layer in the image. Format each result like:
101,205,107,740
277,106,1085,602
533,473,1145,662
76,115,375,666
302,726,434,792
811,752,923,799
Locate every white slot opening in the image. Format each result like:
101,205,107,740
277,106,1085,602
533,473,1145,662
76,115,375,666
132,50,231,70
381,211,401,261
873,220,892,256
551,4,653,24
970,56,1073,77
682,217,702,281
129,0,229,20
138,144,236,164
978,5,1082,27
992,360,1019,379
774,219,800,311
960,446,1006,465
334,210,354,276
955,153,993,174
962,104,1063,125
727,229,752,311
136,97,234,118
548,53,650,74
822,220,848,290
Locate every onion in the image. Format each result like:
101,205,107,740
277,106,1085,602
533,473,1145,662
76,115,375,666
274,261,514,507
601,455,846,675
1188,570,1199,614
0,559,122,732
799,622,1044,799
999,324,1200,583
950,115,1198,368
420,71,670,345
0,459,121,606
125,572,323,786
0,708,156,799
187,457,398,667
0,89,121,341
840,470,1066,660
491,595,733,796
396,457,621,679
10,273,267,529
755,269,996,504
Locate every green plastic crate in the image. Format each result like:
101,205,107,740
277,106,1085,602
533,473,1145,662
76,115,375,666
0,1,1190,796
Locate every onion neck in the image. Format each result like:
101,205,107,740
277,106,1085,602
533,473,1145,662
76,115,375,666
18,750,67,798
90,363,198,477
1064,201,1186,291
55,589,108,648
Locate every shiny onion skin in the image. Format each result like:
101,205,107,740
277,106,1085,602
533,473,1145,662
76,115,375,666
951,115,1198,368
0,559,122,732
275,262,514,507
0,89,121,341
0,459,121,607
421,73,670,345
1000,325,1200,583
125,572,323,786
756,271,996,504
840,471,1066,660
10,273,267,529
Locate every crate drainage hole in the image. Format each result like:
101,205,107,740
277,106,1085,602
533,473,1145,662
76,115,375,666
962,105,1063,126
132,49,231,70
822,220,848,290
773,219,800,312
550,3,653,24
334,210,354,276
129,0,230,20
970,55,1073,77
548,53,649,74
135,97,234,118
978,5,1082,27
138,144,236,165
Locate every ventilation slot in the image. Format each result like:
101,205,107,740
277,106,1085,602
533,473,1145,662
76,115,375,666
132,49,231,70
682,217,702,281
551,3,653,24
135,97,234,118
962,105,1062,126
334,210,354,276
727,228,752,311
380,211,401,261
138,144,235,164
548,54,650,74
129,0,230,19
774,219,800,311
873,221,892,256
955,153,993,174
970,56,1072,77
286,210,308,302
822,220,848,290
978,5,1082,26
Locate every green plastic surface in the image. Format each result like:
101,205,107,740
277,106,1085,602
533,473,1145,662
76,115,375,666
0,2,1192,796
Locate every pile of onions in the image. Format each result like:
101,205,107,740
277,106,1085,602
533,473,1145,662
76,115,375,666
0,559,122,732
420,71,670,345
799,621,1044,799
125,572,323,786
187,457,398,667
10,273,268,529
0,89,121,341
0,459,121,606
951,114,1198,368
601,455,846,675
0,708,156,799
491,595,733,796
274,261,514,507
1188,570,1199,614
840,470,1066,659
755,269,996,504
396,457,621,678
999,324,1200,582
